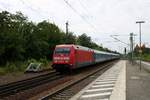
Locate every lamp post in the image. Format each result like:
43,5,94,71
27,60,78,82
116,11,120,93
136,21,145,70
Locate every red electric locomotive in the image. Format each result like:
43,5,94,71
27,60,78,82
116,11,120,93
52,44,119,72
52,44,94,71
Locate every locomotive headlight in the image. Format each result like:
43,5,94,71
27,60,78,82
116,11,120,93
65,60,69,63
64,57,69,63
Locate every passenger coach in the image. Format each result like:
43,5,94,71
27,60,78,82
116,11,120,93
52,44,119,71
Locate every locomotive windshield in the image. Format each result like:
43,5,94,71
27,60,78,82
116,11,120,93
55,48,70,54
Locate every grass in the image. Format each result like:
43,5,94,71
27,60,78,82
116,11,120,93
0,61,27,75
0,58,52,76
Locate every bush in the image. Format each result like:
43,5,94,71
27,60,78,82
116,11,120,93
27,58,50,69
142,54,150,62
15,61,27,72
0,67,6,75
27,59,38,64
0,58,51,76
39,57,48,66
5,62,18,72
0,61,28,75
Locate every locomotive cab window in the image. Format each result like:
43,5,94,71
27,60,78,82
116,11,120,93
55,48,70,54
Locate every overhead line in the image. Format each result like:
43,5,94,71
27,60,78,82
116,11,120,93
20,0,54,21
20,0,38,12
63,0,98,32
110,35,129,46
78,0,90,15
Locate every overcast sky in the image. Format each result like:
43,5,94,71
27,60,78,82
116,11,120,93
0,0,150,53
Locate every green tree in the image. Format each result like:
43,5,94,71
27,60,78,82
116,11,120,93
37,21,64,59
77,33,92,47
0,11,27,64
64,32,77,44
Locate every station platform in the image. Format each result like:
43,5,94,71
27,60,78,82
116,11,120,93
70,60,126,100
70,60,150,100
126,61,150,100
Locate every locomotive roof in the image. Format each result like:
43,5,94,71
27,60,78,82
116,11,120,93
56,44,75,48
56,44,92,51
55,44,119,56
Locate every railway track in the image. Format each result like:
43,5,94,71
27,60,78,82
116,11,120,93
40,61,116,100
0,71,63,98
